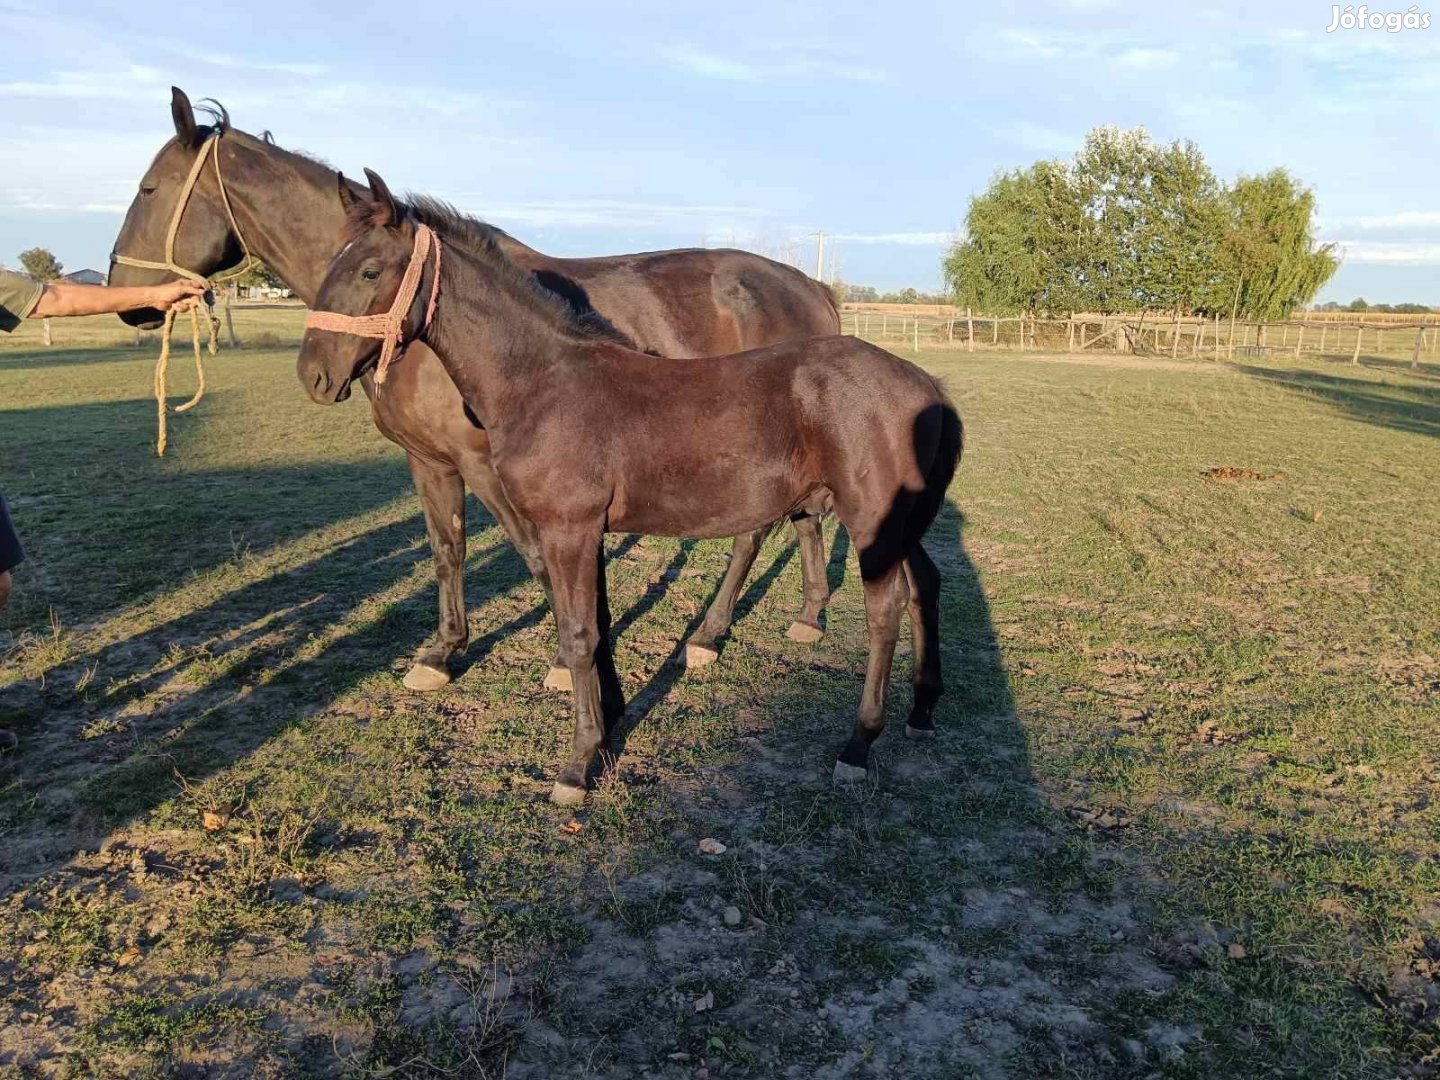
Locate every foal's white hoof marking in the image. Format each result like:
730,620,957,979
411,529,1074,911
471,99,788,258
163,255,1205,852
685,643,719,669
904,725,937,741
786,621,824,644
550,781,587,806
402,663,451,692
832,761,869,785
543,666,573,692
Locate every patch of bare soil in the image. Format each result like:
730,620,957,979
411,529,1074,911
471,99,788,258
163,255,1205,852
1202,466,1282,482
501,720,1175,1078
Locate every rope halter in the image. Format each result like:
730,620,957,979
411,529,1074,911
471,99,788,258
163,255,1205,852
111,130,262,456
304,223,443,387
111,130,260,287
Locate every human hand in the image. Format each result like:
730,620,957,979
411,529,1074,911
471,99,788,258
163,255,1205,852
150,279,209,313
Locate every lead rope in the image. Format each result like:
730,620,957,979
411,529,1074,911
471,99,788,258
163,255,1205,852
113,132,256,455
153,304,211,457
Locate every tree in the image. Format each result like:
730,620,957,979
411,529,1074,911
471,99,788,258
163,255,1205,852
944,158,1091,315
235,262,286,291
17,247,62,345
1219,171,1338,321
943,130,1337,334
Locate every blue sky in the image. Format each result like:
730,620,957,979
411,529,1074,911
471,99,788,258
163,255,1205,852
2,0,1438,301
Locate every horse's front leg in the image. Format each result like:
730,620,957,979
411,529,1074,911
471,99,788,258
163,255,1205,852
540,524,620,805
456,461,570,691
403,454,469,691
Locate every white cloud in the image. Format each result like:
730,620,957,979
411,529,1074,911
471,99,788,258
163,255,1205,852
661,44,884,84
1113,47,1180,71
457,198,776,230
827,231,952,245
1331,241,1440,265
1002,120,1077,155
1322,210,1440,232
995,28,1065,59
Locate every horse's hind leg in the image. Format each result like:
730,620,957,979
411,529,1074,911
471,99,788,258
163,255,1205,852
685,522,773,668
785,506,830,643
834,561,906,783
902,543,943,739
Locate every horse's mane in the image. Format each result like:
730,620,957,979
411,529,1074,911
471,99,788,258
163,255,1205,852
342,195,635,348
211,104,636,349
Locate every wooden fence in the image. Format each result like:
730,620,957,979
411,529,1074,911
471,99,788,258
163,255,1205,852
839,306,1440,368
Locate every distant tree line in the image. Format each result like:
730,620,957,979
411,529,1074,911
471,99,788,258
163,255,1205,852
837,284,950,305
1313,299,1435,314
943,127,1339,321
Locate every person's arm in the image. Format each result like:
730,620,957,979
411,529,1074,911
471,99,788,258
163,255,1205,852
30,279,208,318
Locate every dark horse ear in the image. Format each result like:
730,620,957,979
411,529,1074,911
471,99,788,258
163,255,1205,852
337,172,361,213
363,168,401,228
171,86,200,148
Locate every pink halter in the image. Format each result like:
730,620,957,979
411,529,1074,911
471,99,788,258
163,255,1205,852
305,223,442,385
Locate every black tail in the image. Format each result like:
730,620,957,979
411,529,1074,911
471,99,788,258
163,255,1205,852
906,394,963,550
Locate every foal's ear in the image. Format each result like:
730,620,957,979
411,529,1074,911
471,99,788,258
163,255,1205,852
362,168,401,228
337,172,361,213
171,86,200,149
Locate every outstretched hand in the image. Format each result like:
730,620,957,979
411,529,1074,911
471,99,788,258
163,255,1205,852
151,279,209,313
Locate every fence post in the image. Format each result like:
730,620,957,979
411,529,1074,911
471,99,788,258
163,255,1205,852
992,317,998,346
967,308,974,352
1294,321,1304,359
913,316,919,352
1352,323,1363,365
1378,328,1385,353
1212,312,1220,360
1319,324,1327,354
1412,325,1425,369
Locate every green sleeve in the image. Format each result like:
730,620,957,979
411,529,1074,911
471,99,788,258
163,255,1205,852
0,269,44,333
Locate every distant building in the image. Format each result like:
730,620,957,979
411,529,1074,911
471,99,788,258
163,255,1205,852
62,268,106,285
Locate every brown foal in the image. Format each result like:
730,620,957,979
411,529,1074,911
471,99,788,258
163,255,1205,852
299,173,962,803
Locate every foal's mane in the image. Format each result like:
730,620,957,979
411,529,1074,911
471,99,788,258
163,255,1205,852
341,196,636,348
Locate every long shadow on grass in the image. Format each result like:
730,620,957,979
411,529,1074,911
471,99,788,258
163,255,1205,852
1238,364,1440,439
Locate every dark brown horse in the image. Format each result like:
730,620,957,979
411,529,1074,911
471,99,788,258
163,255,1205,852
299,173,961,804
108,89,839,692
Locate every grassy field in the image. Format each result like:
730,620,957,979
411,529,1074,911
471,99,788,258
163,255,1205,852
1,306,1437,1078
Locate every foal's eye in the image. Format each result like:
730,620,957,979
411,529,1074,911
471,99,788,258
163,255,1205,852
361,268,380,281
139,185,157,199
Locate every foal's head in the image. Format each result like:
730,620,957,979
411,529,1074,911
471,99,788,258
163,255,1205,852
298,168,430,404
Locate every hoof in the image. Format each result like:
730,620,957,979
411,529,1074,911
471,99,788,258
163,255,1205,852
786,620,824,644
685,642,720,669
550,781,587,806
904,724,937,741
543,665,573,692
402,663,452,692
832,760,868,785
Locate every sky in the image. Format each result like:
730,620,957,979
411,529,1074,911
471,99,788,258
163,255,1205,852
1,0,1438,301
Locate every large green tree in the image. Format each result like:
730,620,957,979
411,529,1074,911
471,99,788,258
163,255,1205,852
944,130,1335,320
944,158,1091,315
1220,170,1338,321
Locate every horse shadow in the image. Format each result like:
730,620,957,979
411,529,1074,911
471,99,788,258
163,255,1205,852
1237,363,1439,440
